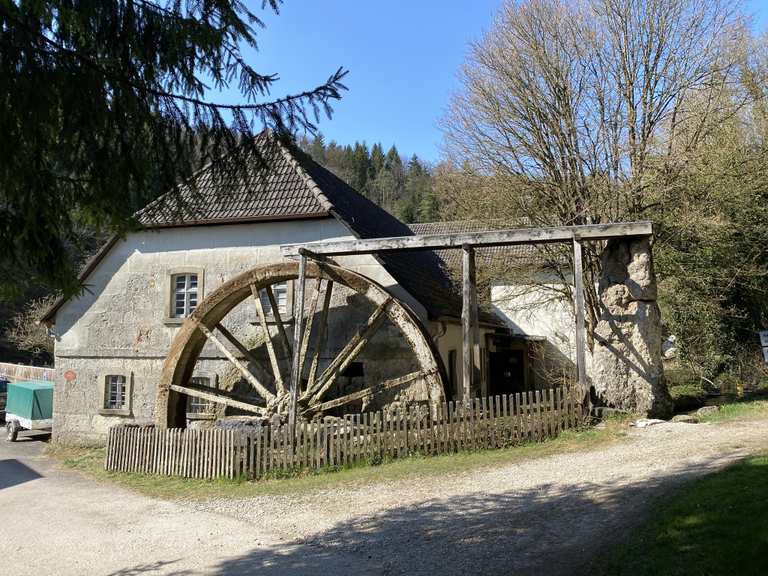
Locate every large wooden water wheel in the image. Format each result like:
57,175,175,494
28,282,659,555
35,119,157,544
156,261,446,427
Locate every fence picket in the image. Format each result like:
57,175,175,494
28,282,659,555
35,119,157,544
106,387,579,480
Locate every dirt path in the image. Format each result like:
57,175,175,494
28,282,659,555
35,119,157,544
2,419,767,575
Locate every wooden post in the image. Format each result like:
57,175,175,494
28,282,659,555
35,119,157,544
462,245,476,406
288,251,307,439
572,237,589,409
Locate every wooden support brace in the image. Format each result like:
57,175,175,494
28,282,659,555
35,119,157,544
251,284,287,395
305,298,391,404
288,254,307,437
215,323,272,384
306,280,333,392
307,370,436,413
169,384,266,416
462,245,476,406
572,237,589,408
197,323,276,403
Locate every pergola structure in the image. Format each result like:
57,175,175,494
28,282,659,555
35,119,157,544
281,221,654,435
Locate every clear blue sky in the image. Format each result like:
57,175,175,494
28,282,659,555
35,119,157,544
218,0,768,162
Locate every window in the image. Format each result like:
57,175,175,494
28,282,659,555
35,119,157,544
260,282,289,317
104,375,127,410
172,273,198,318
186,376,214,416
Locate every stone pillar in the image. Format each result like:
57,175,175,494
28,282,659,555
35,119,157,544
592,237,672,417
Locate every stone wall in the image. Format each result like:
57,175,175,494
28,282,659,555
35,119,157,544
51,218,440,444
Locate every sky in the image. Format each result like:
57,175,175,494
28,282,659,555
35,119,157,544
217,0,768,163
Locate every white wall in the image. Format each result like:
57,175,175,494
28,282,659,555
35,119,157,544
491,281,593,381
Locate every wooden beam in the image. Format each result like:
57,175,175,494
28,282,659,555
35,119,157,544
197,323,276,403
251,284,286,395
169,384,265,416
462,245,475,406
214,323,272,384
305,298,391,404
288,254,307,436
306,280,333,392
572,238,589,407
298,278,323,386
306,369,435,413
281,222,653,258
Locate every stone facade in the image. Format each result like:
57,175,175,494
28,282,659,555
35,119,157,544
50,219,489,444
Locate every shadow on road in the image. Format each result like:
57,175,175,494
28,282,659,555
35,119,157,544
200,453,743,576
0,458,42,490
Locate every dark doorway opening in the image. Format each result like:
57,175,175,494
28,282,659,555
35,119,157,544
488,349,526,396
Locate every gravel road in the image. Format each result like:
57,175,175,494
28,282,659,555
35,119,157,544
2,418,766,575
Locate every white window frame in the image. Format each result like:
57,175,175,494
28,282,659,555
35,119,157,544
260,281,291,319
165,267,205,324
99,371,133,416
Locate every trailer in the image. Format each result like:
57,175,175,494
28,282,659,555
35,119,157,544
5,380,54,441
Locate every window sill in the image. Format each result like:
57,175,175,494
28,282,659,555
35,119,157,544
99,408,132,417
163,317,186,326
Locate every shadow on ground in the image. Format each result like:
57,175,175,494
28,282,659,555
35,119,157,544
0,458,42,490
189,452,744,576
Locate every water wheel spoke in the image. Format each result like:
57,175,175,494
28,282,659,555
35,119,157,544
304,298,391,404
305,369,435,414
197,323,276,403
215,323,272,384
297,278,322,389
251,284,287,395
265,285,292,354
169,383,266,416
305,280,334,392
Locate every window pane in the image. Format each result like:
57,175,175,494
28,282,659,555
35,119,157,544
105,375,126,409
188,274,197,288
187,377,212,414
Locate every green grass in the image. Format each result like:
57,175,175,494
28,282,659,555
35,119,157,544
593,454,768,575
697,399,768,423
47,415,631,500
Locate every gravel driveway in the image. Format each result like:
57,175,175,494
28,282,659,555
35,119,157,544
2,418,767,575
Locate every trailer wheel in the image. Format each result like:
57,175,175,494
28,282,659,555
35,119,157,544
6,421,18,442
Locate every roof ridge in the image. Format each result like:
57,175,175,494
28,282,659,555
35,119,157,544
273,137,335,214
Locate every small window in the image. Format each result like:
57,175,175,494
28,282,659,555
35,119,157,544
104,375,127,410
260,282,289,317
186,376,214,415
172,273,198,318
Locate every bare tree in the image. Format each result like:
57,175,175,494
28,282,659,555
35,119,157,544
441,0,747,338
5,296,56,364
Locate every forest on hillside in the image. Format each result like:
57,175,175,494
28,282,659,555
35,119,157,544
297,135,440,224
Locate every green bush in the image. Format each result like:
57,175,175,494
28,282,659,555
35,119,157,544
668,382,708,412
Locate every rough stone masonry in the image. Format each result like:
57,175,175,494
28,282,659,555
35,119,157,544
592,237,673,417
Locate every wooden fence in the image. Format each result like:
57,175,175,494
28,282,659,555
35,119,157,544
105,386,584,480
0,362,55,382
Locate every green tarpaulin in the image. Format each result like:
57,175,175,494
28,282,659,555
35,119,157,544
6,380,54,421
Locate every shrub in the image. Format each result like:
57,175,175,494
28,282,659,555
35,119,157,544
668,382,708,412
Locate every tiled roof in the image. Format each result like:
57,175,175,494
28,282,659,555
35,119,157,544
408,220,543,269
46,134,502,325
138,136,330,226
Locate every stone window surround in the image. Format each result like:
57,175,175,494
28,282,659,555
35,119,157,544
165,267,205,325
99,370,134,417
